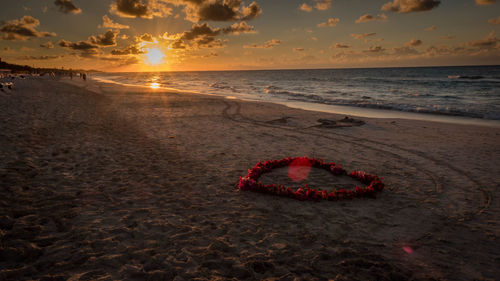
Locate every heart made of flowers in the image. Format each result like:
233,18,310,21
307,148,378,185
238,157,384,201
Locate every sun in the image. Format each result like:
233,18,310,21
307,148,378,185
145,47,165,65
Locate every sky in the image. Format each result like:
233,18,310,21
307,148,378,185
0,0,499,71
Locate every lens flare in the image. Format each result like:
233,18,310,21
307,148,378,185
288,157,312,182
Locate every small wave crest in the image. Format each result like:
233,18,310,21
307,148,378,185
210,82,238,93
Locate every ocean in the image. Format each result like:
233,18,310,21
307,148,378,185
92,65,500,122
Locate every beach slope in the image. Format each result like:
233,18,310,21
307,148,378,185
0,78,499,280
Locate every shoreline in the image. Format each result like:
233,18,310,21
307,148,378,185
1,77,499,280
87,75,500,128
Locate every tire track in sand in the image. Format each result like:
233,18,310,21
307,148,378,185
221,100,490,222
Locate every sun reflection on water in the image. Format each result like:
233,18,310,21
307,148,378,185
150,82,160,89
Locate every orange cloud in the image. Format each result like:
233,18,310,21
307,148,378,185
355,13,387,23
475,0,496,5
243,39,281,49
317,18,340,28
99,15,130,29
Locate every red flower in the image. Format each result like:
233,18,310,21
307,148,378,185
238,157,384,202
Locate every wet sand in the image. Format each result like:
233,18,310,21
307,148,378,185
0,77,499,280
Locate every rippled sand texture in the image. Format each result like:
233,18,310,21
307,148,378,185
0,78,499,280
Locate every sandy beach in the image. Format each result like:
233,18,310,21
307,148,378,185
1,77,499,280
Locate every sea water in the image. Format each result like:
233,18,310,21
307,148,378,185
93,65,500,122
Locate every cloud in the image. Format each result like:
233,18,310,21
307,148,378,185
88,30,119,46
192,0,261,21
54,0,82,14
300,0,331,12
331,43,351,48
350,32,376,39
222,21,256,34
164,20,256,50
423,45,468,57
425,25,437,31
110,0,172,19
381,0,440,13
109,0,262,22
241,2,262,20
58,39,99,50
299,3,313,12
476,0,496,5
355,13,387,23
40,41,55,49
168,23,225,49
201,51,218,58
196,2,238,21
488,16,500,25
111,44,145,55
138,33,155,42
18,55,63,60
468,31,499,48
406,38,423,46
99,15,130,29
111,0,150,18
58,30,119,53
139,0,262,22
317,18,340,28
0,16,56,41
293,47,305,52
392,46,420,55
314,0,332,10
243,39,281,49
180,23,220,40
363,45,385,53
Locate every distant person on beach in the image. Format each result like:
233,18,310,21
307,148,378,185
82,73,87,81
70,72,73,80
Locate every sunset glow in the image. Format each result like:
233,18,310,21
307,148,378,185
144,48,165,65
0,1,498,71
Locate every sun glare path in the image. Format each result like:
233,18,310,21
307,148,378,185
145,48,165,65
150,82,160,89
